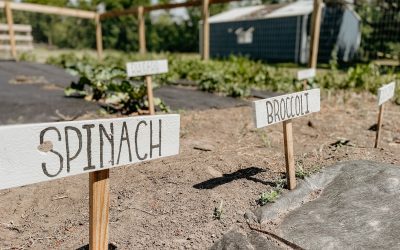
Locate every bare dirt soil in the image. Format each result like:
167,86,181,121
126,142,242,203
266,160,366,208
0,92,399,249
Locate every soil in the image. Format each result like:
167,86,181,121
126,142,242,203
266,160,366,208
0,90,399,249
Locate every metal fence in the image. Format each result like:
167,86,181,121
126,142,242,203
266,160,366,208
354,0,400,62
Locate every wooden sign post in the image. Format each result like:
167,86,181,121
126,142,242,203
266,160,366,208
297,68,316,90
4,1,17,60
252,89,321,190
375,81,396,148
126,60,168,115
0,115,180,249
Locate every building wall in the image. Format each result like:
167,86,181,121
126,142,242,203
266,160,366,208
209,6,360,64
210,16,302,62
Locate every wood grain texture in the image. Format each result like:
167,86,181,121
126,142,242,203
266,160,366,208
99,0,240,19
374,104,384,148
4,2,17,60
145,76,155,115
0,115,180,190
95,13,103,60
4,1,96,19
309,0,323,68
283,120,296,190
138,6,146,54
201,0,209,60
0,24,32,32
89,169,110,250
252,89,320,128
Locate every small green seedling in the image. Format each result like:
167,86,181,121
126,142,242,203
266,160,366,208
258,190,279,206
213,200,224,220
295,164,309,180
257,130,271,148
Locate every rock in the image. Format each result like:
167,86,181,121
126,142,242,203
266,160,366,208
210,229,286,250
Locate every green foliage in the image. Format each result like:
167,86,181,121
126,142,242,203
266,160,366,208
18,52,37,62
51,53,168,114
10,0,225,53
213,200,224,220
355,1,400,60
258,190,279,206
46,52,400,103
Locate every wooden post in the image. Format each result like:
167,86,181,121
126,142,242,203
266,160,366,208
89,169,110,250
201,0,209,60
308,0,323,68
138,6,146,54
95,13,103,61
283,120,296,190
303,79,308,90
145,75,155,115
4,1,17,60
374,104,384,148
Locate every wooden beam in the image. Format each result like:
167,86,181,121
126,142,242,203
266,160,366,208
0,24,32,32
283,120,296,190
201,0,210,60
308,0,323,68
95,13,103,60
89,169,110,250
138,6,146,54
4,1,17,60
1,1,96,19
100,0,239,19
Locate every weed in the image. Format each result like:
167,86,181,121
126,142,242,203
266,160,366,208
213,200,224,220
274,178,287,190
258,190,279,206
257,130,271,148
295,164,310,180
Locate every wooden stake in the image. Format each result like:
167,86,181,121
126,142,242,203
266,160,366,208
374,104,384,148
4,1,17,60
283,120,296,190
95,13,103,61
89,169,110,250
303,79,308,90
145,75,155,115
138,6,146,54
201,0,209,60
308,0,323,68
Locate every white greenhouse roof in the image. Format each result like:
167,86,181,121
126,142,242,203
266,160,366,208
209,0,315,23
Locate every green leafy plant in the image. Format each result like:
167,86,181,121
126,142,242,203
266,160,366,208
46,52,400,104
258,190,280,206
213,200,224,220
57,56,169,114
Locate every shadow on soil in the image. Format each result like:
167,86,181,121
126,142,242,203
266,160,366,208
76,243,117,250
193,167,276,189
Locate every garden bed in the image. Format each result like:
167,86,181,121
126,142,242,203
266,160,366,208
0,91,398,249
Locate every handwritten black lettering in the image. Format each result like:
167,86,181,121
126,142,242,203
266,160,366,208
40,127,63,178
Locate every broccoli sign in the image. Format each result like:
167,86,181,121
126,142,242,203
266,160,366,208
252,89,320,189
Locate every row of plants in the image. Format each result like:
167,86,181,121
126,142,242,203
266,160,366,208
45,52,400,114
48,53,169,114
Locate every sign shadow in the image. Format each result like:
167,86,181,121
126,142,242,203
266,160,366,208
193,167,277,190
76,243,117,250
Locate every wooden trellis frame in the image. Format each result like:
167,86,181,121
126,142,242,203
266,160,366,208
0,0,323,62
0,0,237,61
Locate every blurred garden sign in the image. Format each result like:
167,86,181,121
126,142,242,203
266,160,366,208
375,81,396,148
252,89,320,190
126,59,168,115
297,68,316,90
0,115,180,250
